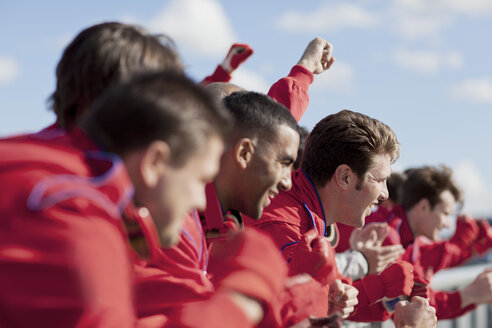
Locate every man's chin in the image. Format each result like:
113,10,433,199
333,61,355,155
159,230,180,248
354,218,365,228
240,202,262,220
340,216,365,228
247,209,262,220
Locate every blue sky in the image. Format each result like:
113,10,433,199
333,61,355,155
1,0,492,217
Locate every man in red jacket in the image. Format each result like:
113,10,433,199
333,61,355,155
355,165,492,319
250,110,415,322
0,71,290,328
134,37,347,327
41,21,333,327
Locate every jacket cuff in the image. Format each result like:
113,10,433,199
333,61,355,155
289,65,314,88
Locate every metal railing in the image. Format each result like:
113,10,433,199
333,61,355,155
342,263,492,328
431,263,492,328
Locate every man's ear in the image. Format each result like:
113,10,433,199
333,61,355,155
333,164,355,191
233,138,254,169
140,140,171,188
414,198,431,215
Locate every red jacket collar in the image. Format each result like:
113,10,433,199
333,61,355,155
389,205,415,248
19,127,135,219
292,170,327,223
202,183,225,231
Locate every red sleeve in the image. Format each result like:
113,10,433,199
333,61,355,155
163,291,254,328
202,65,232,85
400,239,477,320
134,258,215,318
279,278,330,326
267,65,314,122
250,220,340,322
347,302,392,322
417,240,474,273
432,290,476,320
348,279,392,322
0,203,136,327
133,212,215,318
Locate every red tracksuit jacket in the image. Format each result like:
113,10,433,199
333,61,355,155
133,66,316,327
250,170,395,322
202,64,313,122
337,205,477,319
0,128,136,327
0,128,260,328
201,183,331,327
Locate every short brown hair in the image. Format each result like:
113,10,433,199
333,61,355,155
401,165,463,210
50,22,183,129
301,110,400,187
81,70,231,167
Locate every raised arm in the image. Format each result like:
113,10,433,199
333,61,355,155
202,43,254,85
268,37,335,122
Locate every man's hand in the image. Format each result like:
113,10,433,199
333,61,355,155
220,43,253,73
350,223,404,274
350,222,389,249
297,37,335,74
459,268,492,308
328,280,358,318
228,291,264,324
394,296,437,328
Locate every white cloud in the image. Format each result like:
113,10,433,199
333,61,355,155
445,0,492,16
391,49,463,74
0,57,20,85
147,0,236,59
390,0,492,41
451,77,492,104
230,68,270,94
310,61,354,92
276,3,378,33
390,1,451,41
453,160,492,216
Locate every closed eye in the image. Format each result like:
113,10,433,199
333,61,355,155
280,156,295,167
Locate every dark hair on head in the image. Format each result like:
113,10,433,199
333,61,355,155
302,109,400,187
401,165,463,210
386,172,407,204
50,21,183,130
81,70,231,167
223,91,298,143
294,126,310,170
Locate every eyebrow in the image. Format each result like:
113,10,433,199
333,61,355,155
371,173,391,181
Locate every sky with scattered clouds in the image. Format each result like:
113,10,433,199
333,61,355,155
1,0,491,217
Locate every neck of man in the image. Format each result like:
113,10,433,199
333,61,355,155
214,172,239,214
315,179,338,227
404,206,420,237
